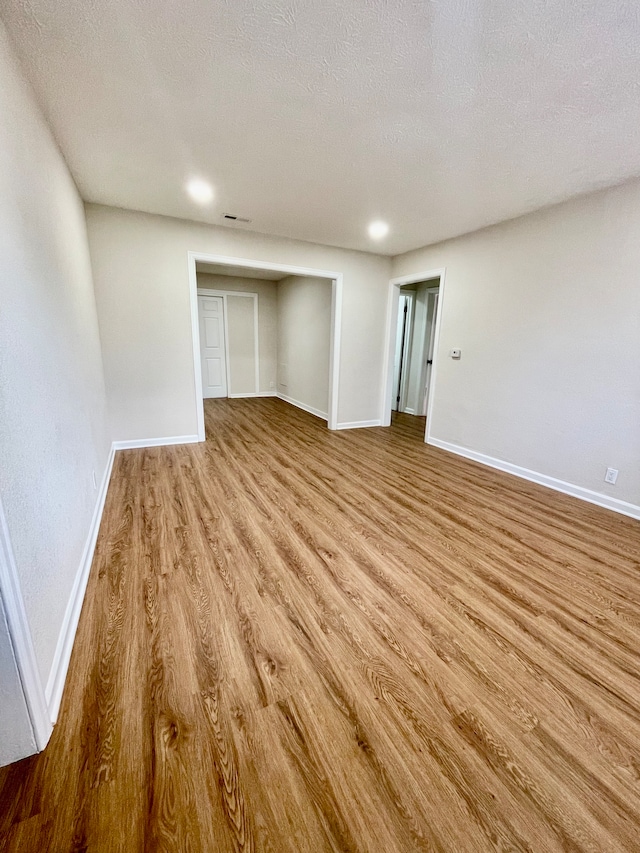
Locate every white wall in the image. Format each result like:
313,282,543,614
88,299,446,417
392,180,640,510
87,205,391,440
0,20,110,758
197,273,277,393
277,276,332,417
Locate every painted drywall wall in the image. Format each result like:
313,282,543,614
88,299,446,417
0,18,110,717
197,273,277,393
0,595,35,766
277,276,332,417
226,294,256,395
87,205,391,440
392,180,640,507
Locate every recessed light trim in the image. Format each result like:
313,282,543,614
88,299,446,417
368,220,389,240
186,178,214,205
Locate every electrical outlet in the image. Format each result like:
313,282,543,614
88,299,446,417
605,467,618,485
269,380,275,390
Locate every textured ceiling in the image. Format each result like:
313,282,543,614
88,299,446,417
3,0,640,255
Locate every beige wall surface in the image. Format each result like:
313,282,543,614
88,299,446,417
226,294,256,395
0,19,110,713
393,180,640,507
197,273,277,393
277,276,332,416
87,205,391,439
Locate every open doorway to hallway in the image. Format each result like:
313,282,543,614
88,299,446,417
389,277,441,437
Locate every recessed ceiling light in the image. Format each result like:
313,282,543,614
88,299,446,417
186,178,214,205
368,220,389,240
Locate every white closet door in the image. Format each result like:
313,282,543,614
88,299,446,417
198,296,227,398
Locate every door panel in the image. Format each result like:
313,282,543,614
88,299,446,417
199,295,227,398
206,357,223,388
204,316,221,348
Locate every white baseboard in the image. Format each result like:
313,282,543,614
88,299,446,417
45,443,116,723
335,419,382,430
403,408,416,415
277,392,328,422
428,437,640,520
228,391,277,399
112,434,200,450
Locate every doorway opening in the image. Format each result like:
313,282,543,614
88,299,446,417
382,268,446,441
188,254,343,437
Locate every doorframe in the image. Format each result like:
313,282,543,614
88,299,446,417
188,252,343,436
197,288,260,397
381,268,446,442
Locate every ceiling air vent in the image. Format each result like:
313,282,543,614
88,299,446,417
222,213,252,223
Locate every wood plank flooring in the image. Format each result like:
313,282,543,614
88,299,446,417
1,397,640,851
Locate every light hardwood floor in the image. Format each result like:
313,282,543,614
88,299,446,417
1,398,640,851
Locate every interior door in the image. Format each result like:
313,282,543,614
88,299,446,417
199,295,227,398
422,291,439,416
392,292,415,412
